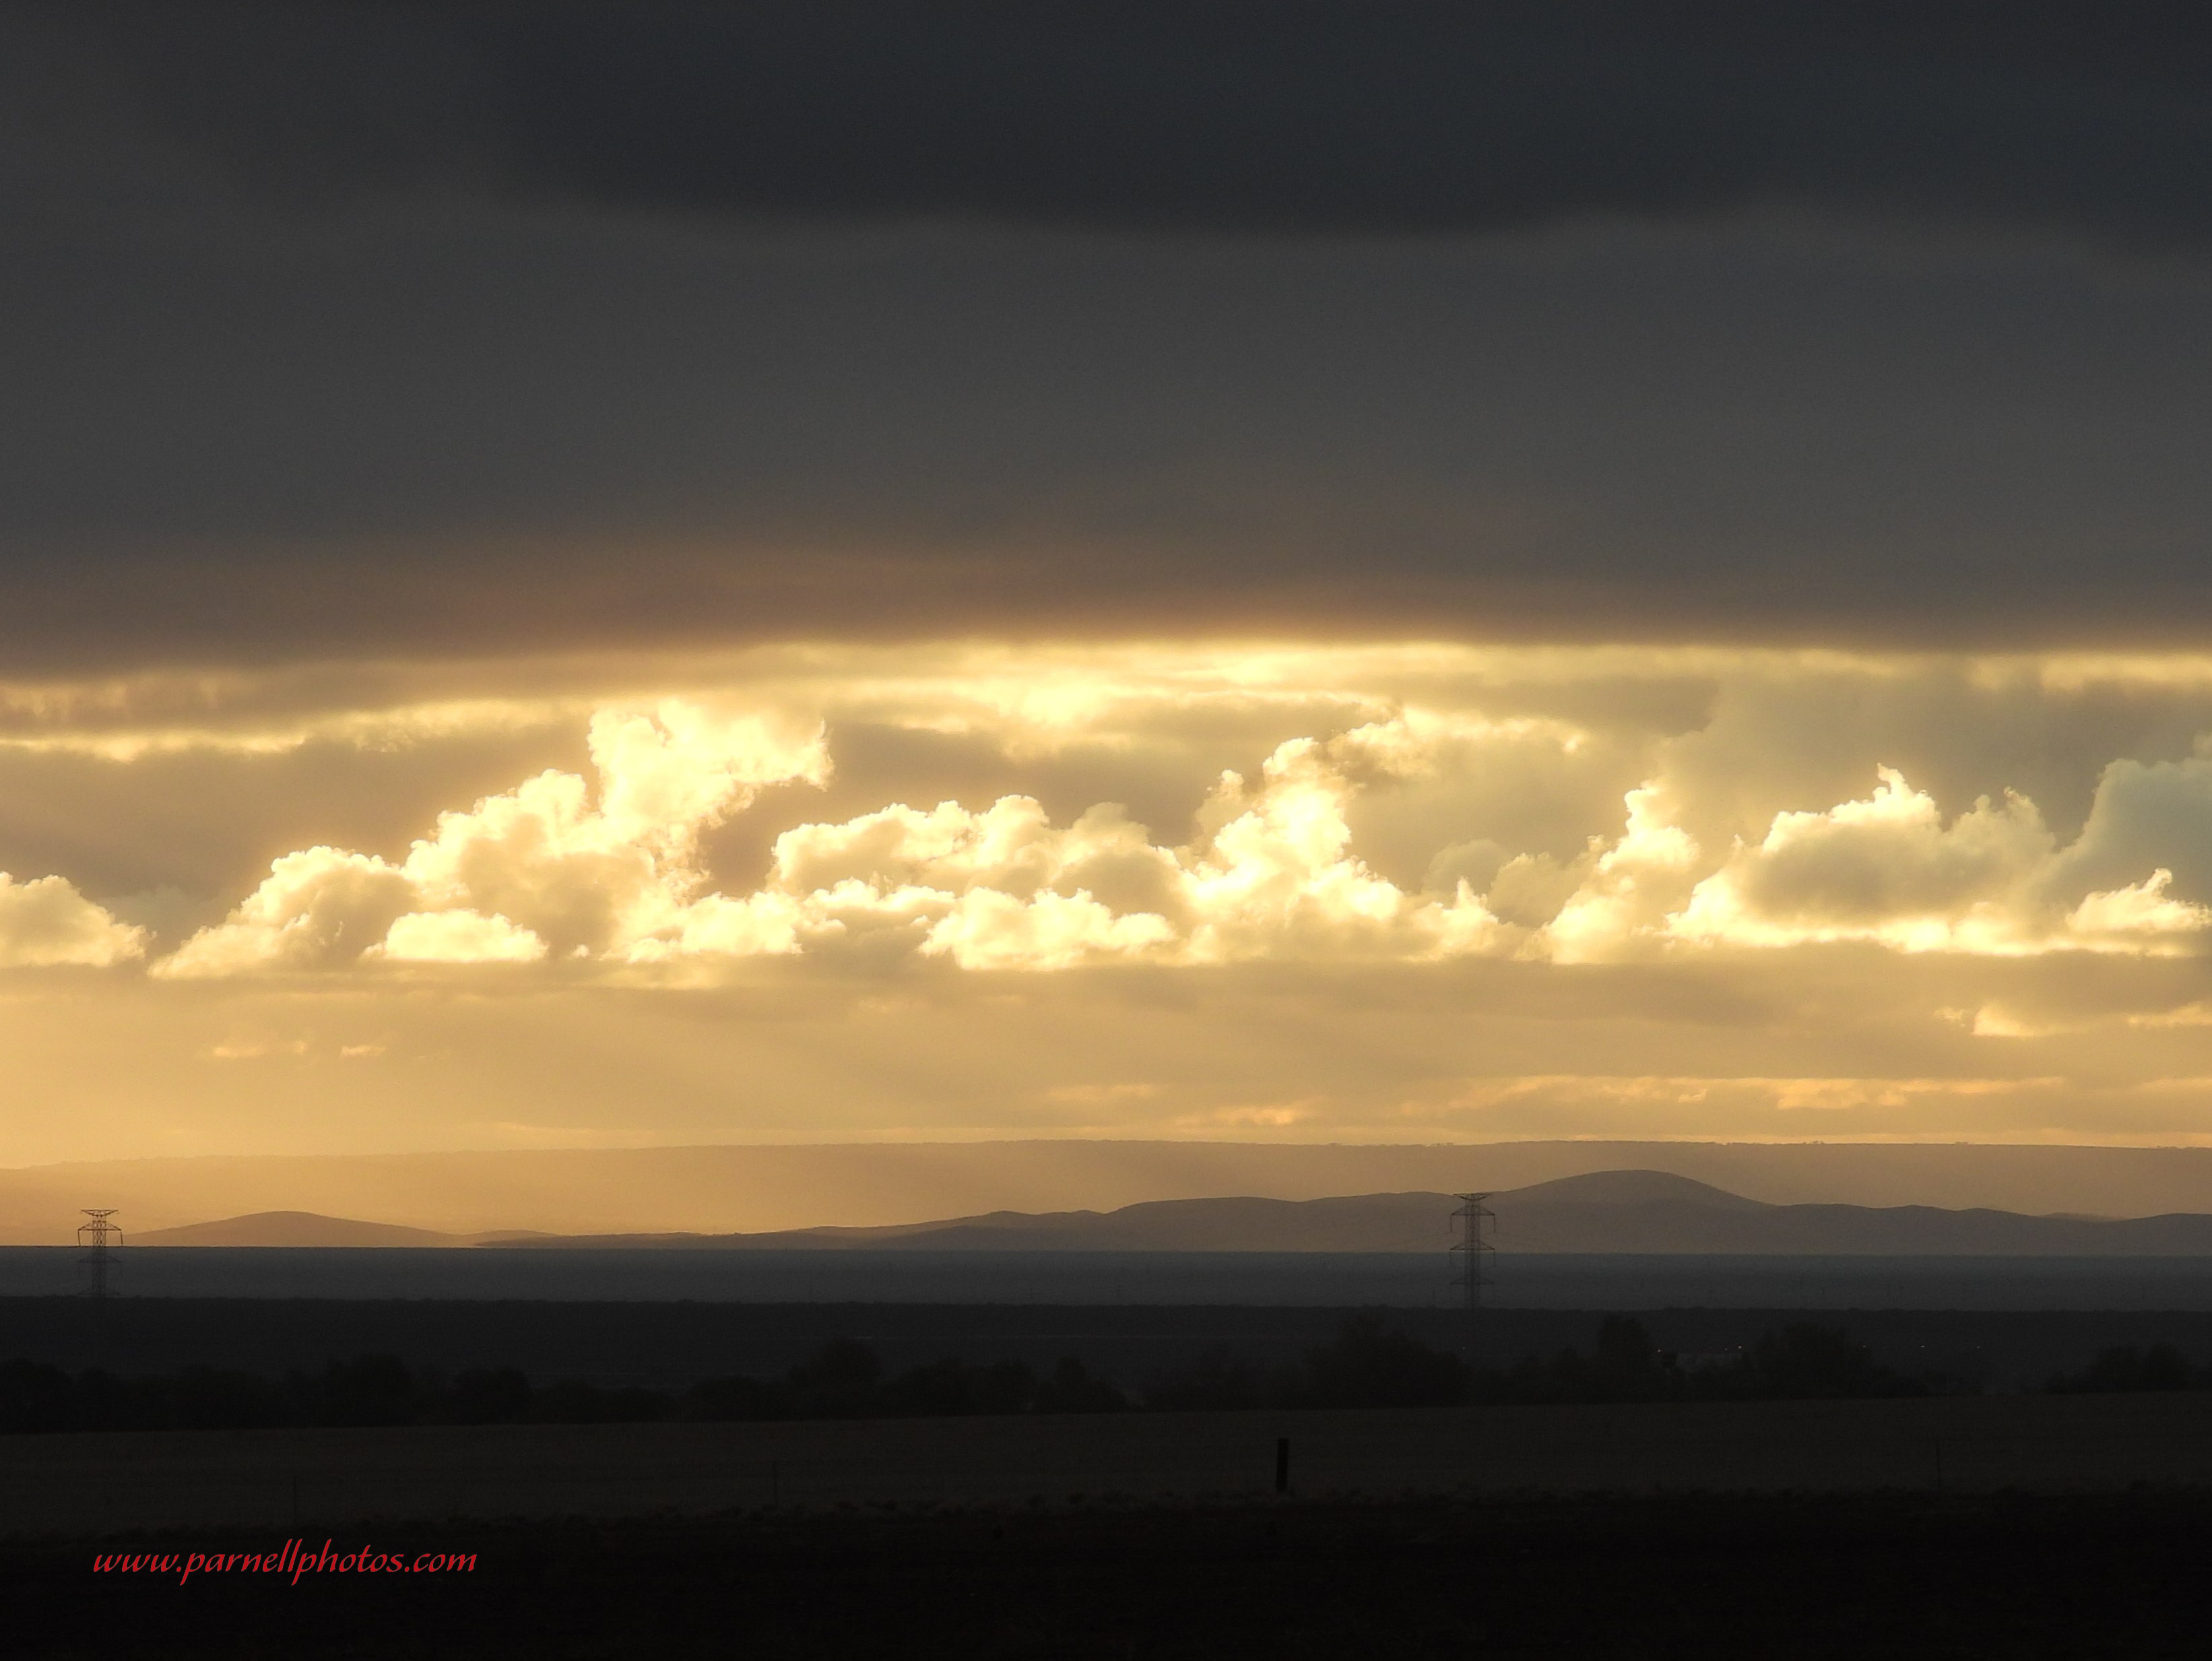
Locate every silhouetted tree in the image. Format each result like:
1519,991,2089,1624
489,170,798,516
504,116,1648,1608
683,1373,786,1421
1033,1357,1128,1413
449,1366,533,1424
1299,1315,1470,1408
0,1359,77,1432
1145,1352,1266,1411
294,1354,423,1426
529,1379,671,1423
1739,1325,1923,1400
2051,1344,2200,1394
787,1338,886,1417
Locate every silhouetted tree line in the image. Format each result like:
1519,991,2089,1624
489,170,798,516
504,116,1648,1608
2048,1344,2212,1394
0,1316,1992,1434
0,1346,1128,1434
1146,1315,1945,1410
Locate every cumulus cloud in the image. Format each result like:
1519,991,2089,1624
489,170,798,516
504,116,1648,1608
1577,767,2212,957
0,873,145,968
158,703,827,977
2042,753,2212,906
47,645,2212,1163
1175,732,1503,964
622,795,1186,969
622,719,1509,972
114,666,2212,982
155,847,415,977
1542,785,1701,964
370,910,547,965
920,888,1177,972
1670,769,2056,952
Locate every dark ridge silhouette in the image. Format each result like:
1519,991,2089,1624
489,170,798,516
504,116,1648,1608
133,1213,466,1248
131,1213,555,1247
481,1169,2212,1256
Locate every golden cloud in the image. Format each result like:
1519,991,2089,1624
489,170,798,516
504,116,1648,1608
0,647,2195,987
5,639,2212,1157
0,872,145,968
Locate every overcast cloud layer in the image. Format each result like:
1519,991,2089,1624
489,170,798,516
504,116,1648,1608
3,5,2211,662
45,3,2212,240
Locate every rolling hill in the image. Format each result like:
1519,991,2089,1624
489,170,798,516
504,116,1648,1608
492,1169,2212,1256
129,1212,542,1248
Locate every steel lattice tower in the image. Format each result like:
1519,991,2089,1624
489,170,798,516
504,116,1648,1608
77,1209,121,1300
1450,1192,1494,1312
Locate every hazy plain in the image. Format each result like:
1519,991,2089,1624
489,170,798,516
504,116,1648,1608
15,1246,2212,1309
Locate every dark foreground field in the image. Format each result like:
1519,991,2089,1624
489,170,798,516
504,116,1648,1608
5,1390,2211,1534
30,1489,2212,1659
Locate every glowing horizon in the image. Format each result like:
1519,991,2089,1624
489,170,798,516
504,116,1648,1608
0,641,2210,1163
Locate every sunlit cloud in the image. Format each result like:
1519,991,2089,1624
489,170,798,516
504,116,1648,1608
370,910,548,965
9,642,2212,1154
0,872,145,968
148,707,1520,977
0,698,589,762
156,703,829,976
1541,783,1703,964
203,1039,311,1062
30,653,2212,983
1664,768,2209,956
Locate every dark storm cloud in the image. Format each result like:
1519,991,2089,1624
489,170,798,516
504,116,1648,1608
57,2,2212,243
3,3,2212,667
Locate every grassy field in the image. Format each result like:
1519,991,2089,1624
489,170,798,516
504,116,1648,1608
6,1388,2212,1537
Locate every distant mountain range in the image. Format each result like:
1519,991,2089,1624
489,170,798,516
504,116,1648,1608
131,1171,2212,1255
30,1139,2212,1244
129,1212,544,1249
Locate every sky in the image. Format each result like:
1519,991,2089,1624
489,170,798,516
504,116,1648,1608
7,4,2212,1167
